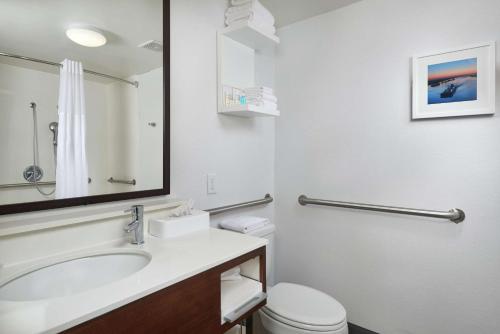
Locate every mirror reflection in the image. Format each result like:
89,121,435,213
0,0,164,206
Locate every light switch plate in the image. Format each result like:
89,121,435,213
207,173,216,194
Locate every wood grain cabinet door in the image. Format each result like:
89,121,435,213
64,270,221,334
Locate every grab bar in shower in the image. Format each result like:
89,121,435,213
207,194,273,216
298,195,465,223
0,178,92,190
107,177,136,185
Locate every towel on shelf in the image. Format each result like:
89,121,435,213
221,266,242,281
246,92,278,103
231,0,255,6
225,0,275,26
235,20,275,36
225,11,273,26
247,100,278,110
220,216,269,233
225,16,276,35
244,86,278,110
225,0,276,36
245,86,274,95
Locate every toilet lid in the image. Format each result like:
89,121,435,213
263,283,346,328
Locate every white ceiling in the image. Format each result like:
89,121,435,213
260,0,362,27
0,0,162,80
0,0,359,80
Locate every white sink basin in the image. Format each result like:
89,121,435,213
0,250,151,302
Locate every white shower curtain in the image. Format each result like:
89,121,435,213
55,59,89,199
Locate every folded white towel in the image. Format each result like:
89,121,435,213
226,18,276,36
246,92,278,103
244,86,274,94
245,86,273,94
220,216,269,233
226,0,275,26
231,0,253,6
248,100,278,110
221,266,242,281
225,14,276,33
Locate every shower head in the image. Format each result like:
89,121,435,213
49,122,58,146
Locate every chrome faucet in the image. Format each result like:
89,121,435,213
124,205,144,245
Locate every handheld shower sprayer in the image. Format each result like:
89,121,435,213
49,122,58,146
25,101,56,196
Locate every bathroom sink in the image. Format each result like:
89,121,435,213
0,250,151,302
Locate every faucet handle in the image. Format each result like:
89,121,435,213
124,220,140,233
124,205,144,214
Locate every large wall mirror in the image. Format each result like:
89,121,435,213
0,0,169,215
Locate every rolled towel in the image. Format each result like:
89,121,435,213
221,266,242,281
220,216,269,233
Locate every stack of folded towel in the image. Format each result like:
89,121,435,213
225,0,276,36
221,266,242,281
220,216,269,233
245,86,278,111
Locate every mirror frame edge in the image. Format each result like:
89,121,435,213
0,0,170,216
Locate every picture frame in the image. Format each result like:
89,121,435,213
412,41,495,119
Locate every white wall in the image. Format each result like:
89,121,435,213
106,80,139,193
274,1,500,333
170,0,275,222
137,67,164,190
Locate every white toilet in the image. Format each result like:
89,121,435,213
243,224,349,334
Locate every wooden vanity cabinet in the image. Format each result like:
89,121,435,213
64,246,266,334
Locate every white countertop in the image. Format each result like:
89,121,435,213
0,228,267,334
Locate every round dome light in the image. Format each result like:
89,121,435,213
66,26,107,47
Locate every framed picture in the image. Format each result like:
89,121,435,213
412,41,495,119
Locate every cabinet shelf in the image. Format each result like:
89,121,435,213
221,21,279,55
217,22,279,118
221,277,263,324
220,104,280,117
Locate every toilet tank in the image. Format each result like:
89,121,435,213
246,224,275,286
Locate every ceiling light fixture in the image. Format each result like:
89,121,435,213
66,26,107,47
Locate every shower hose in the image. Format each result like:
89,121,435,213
30,102,56,196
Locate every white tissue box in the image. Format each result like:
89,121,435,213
149,209,209,239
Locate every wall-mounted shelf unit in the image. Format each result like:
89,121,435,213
221,21,280,56
217,22,280,118
220,104,280,117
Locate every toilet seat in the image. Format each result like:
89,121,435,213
261,307,347,332
261,283,347,332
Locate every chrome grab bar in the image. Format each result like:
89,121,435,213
298,195,465,224
107,177,136,185
0,178,91,190
207,194,273,216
